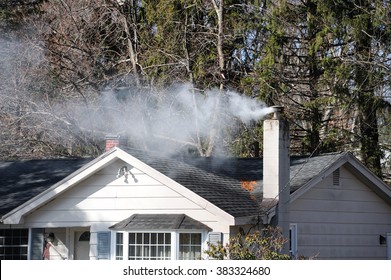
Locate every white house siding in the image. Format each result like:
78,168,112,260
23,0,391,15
21,159,232,259
290,166,391,259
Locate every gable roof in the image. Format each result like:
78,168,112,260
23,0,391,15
0,158,92,216
290,152,391,205
1,149,390,222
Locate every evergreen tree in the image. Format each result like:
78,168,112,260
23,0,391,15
253,0,390,176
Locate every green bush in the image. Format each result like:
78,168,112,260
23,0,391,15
205,226,291,260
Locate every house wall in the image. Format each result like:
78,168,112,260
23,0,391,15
21,159,232,259
290,166,391,259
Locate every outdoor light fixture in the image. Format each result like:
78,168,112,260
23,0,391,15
379,235,387,245
116,165,138,184
117,166,128,178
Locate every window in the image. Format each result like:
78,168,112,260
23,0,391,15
128,233,171,260
79,231,90,241
115,232,123,260
179,233,202,260
114,231,204,260
0,229,29,260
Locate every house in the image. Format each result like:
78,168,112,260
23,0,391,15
1,107,391,260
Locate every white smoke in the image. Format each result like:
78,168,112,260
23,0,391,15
71,83,275,156
226,91,276,124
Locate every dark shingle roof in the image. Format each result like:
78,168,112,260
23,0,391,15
0,158,92,216
0,150,347,218
109,214,212,231
289,152,346,191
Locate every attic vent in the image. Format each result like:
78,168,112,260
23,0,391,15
333,168,340,186
208,232,222,246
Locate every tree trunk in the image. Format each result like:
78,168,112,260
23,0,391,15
354,1,382,177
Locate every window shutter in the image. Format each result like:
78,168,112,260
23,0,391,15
97,232,111,260
289,224,298,259
208,232,222,246
30,228,45,260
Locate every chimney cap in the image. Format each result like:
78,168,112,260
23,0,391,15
271,106,284,120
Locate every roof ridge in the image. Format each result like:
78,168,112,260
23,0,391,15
173,214,186,229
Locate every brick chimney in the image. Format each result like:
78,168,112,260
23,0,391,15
105,135,128,152
263,106,290,247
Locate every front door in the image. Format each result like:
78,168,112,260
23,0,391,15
74,231,90,260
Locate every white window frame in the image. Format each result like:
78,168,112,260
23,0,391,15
111,230,206,260
289,224,298,259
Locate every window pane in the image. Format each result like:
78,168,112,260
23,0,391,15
116,246,123,259
143,233,150,244
128,245,135,257
136,233,143,244
157,246,164,259
191,234,201,244
158,233,164,244
150,233,157,244
180,233,189,244
116,233,123,244
143,246,150,258
150,246,156,256
135,245,142,257
194,247,201,260
179,246,189,260
129,233,135,244
165,246,171,258
165,233,171,244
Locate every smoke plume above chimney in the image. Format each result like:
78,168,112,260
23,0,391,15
69,83,275,156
